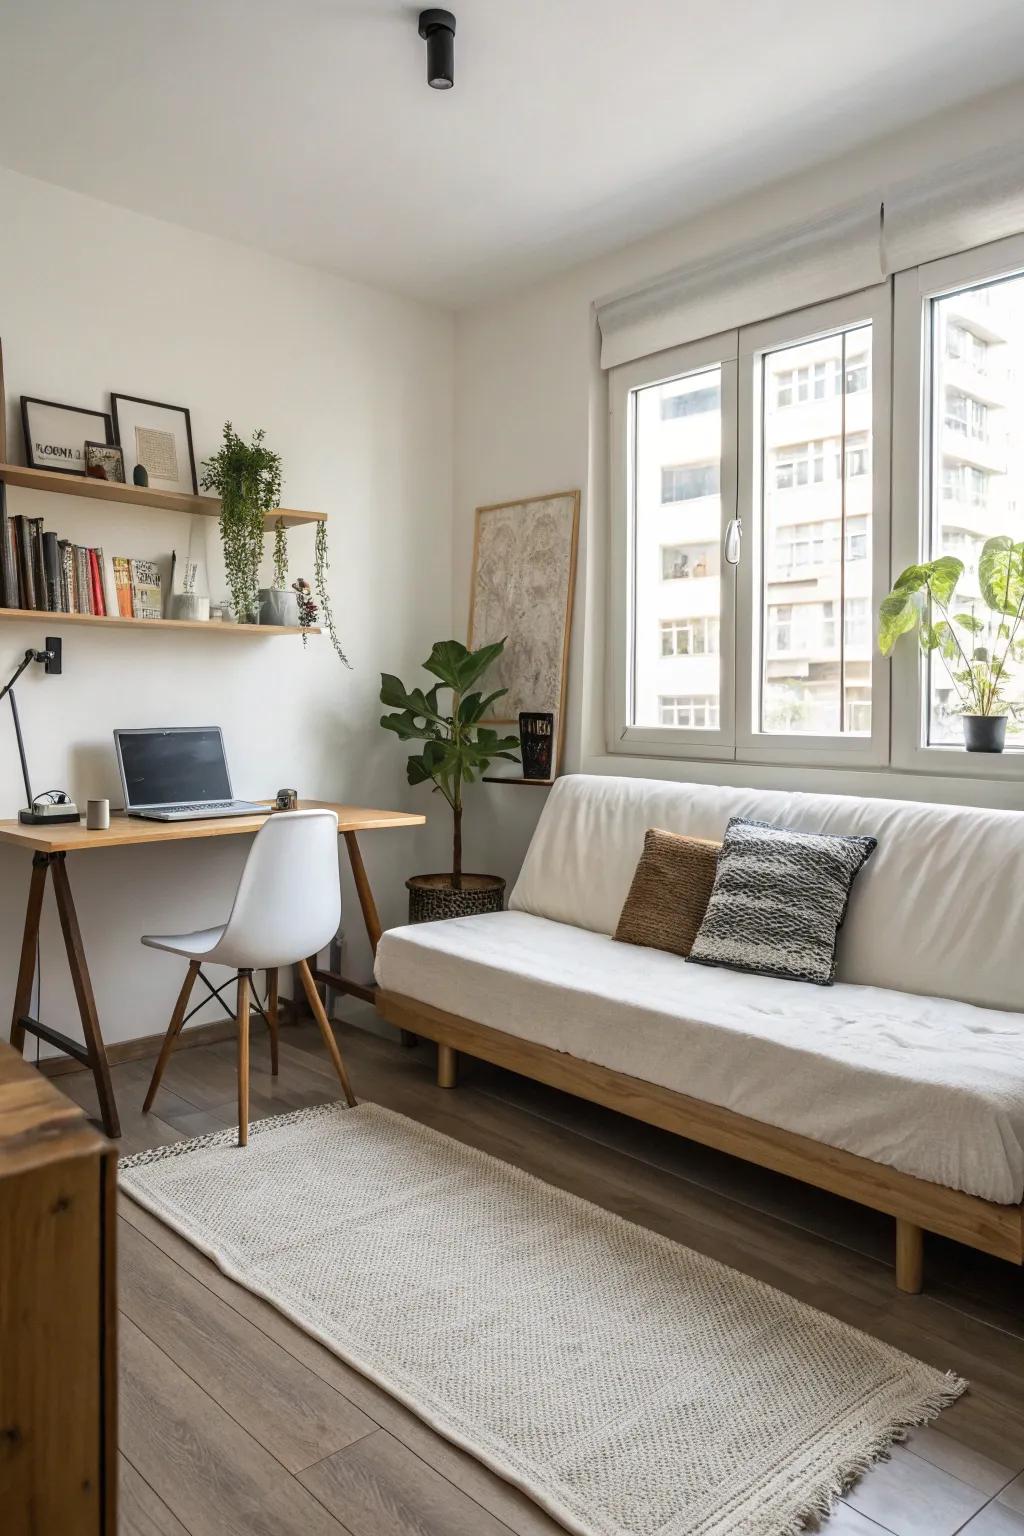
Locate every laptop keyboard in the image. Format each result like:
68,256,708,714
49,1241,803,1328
167,801,236,812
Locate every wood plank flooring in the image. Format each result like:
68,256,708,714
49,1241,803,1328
53,1014,1024,1536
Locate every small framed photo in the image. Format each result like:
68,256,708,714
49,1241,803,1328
112,393,197,496
84,441,126,483
21,397,113,476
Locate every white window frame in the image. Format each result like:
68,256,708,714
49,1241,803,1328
735,285,891,768
608,331,738,760
891,231,1024,780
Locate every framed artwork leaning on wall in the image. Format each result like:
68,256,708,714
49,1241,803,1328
112,393,198,495
467,489,580,776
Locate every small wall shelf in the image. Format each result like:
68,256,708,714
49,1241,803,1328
0,462,326,528
0,607,318,637
482,776,555,787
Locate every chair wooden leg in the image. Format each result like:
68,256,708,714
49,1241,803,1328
266,968,280,1076
143,960,201,1112
237,971,251,1148
896,1219,924,1294
298,959,357,1107
437,1043,458,1089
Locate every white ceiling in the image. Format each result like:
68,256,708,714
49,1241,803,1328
3,0,1024,308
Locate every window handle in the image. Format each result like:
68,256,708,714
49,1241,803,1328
724,518,742,566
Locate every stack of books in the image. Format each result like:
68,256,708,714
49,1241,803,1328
0,487,163,618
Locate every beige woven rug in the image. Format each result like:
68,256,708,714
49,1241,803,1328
120,1102,965,1536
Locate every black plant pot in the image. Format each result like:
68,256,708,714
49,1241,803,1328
962,714,1006,753
407,873,506,923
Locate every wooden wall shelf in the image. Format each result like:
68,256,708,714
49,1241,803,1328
0,607,319,637
482,776,555,787
0,463,326,528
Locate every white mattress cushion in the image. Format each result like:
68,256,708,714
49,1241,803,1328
375,910,1024,1204
509,774,1024,1012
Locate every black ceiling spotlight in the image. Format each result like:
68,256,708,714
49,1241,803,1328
418,9,456,90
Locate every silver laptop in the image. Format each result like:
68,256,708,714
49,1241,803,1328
114,726,266,821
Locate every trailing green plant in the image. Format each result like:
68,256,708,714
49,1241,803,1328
379,639,520,888
314,520,350,668
201,423,282,624
272,518,288,590
878,536,1024,718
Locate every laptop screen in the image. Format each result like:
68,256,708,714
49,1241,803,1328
117,728,232,808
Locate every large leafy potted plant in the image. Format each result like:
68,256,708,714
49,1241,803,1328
878,535,1024,751
380,639,520,920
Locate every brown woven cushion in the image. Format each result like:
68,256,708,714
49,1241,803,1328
613,829,721,957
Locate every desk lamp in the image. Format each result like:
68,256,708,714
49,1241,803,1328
0,639,79,825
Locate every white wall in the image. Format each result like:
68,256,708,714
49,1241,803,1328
454,81,1024,883
0,166,454,1050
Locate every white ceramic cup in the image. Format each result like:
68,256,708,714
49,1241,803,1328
86,798,110,830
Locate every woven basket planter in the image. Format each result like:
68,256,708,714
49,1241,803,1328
406,873,506,924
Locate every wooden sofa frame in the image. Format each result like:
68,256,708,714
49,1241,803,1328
376,990,1024,1294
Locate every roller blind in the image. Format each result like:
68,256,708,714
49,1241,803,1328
596,196,883,370
882,141,1024,275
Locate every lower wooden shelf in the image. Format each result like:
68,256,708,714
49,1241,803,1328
0,607,319,637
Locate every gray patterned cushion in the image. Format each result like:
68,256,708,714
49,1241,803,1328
686,817,877,986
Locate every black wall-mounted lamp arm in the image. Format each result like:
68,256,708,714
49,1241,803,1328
0,645,59,812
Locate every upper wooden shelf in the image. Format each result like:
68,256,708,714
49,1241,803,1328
0,463,326,528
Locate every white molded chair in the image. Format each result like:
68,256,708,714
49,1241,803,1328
141,808,356,1145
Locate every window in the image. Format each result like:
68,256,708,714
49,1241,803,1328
661,462,721,502
774,354,869,406
944,388,990,441
943,462,991,508
658,695,720,728
660,616,720,656
925,263,1024,748
843,596,869,647
946,322,990,373
757,321,875,739
661,542,719,580
888,235,1024,776
615,345,734,746
661,383,721,419
610,290,889,765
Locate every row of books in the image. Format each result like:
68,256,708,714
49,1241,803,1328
0,490,163,618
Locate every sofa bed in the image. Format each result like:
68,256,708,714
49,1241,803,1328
375,773,1024,1292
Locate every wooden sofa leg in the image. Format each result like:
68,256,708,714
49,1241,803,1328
896,1219,924,1294
437,1044,458,1089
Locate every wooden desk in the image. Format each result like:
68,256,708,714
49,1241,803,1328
0,801,424,1138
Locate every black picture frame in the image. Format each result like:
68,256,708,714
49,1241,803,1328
21,396,113,476
111,393,198,496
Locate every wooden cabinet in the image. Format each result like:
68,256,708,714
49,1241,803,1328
0,1043,116,1534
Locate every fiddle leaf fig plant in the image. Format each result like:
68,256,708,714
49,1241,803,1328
878,537,1024,718
380,639,520,889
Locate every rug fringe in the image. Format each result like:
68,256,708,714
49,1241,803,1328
772,1370,967,1536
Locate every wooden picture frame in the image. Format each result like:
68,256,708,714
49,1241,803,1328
84,441,126,484
112,393,198,496
467,490,580,777
21,397,113,476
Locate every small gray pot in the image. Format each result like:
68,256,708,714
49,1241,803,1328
407,873,506,923
962,714,1006,753
259,588,300,627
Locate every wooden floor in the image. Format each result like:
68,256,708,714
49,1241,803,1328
54,1013,1024,1536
